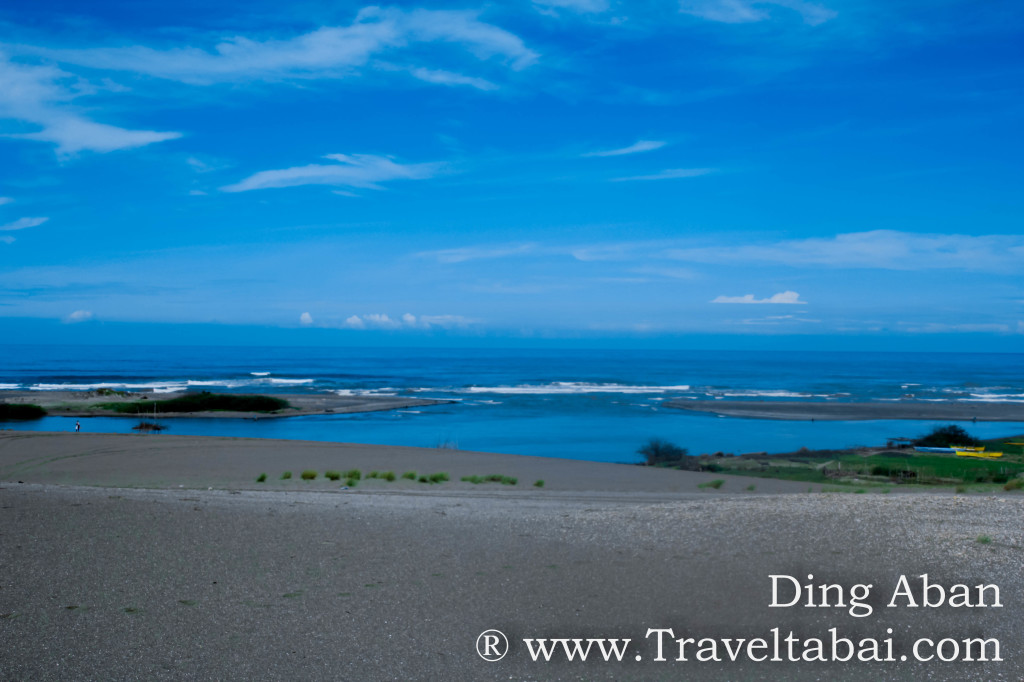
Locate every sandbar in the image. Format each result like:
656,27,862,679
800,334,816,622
666,399,1024,421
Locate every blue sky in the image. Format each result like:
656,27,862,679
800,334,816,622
1,0,1022,349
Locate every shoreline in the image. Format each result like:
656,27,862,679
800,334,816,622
665,399,1024,421
0,389,452,419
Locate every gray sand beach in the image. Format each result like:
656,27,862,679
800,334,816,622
1,433,1021,680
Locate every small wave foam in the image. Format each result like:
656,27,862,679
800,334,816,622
333,388,399,397
448,382,692,395
712,390,830,399
251,372,271,376
0,383,21,390
29,381,188,393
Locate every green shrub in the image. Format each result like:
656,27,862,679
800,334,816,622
0,403,47,420
977,535,993,544
342,469,361,480
300,470,317,480
366,471,380,479
100,391,289,415
401,471,416,480
697,479,725,490
913,424,981,448
325,470,341,481
345,477,358,487
428,472,450,483
418,475,429,483
256,473,267,483
534,479,544,488
1004,478,1024,491
281,471,292,480
637,438,688,466
461,475,482,484
382,471,396,482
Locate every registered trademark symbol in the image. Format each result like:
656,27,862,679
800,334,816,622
476,629,509,661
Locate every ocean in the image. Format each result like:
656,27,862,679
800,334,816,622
2,344,1023,462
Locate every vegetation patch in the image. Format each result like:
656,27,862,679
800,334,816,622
534,479,545,488
382,471,396,482
401,471,416,480
638,438,688,466
256,473,267,483
342,469,362,480
281,471,292,480
300,470,317,481
1004,478,1024,491
914,424,982,448
324,470,341,481
461,474,517,485
100,391,289,415
976,535,993,545
344,477,358,487
0,403,47,420
698,479,725,490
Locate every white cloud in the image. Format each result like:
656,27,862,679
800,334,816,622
0,55,180,155
64,309,93,323
34,8,537,86
712,290,807,304
299,312,313,325
221,153,443,193
611,168,714,181
416,242,538,263
0,197,12,206
534,0,610,13
668,230,1024,272
341,312,478,330
409,67,497,91
583,140,666,157
678,0,836,26
0,216,48,231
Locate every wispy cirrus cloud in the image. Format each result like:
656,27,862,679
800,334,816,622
221,153,443,193
583,140,666,157
668,230,1024,272
1,216,48,232
678,0,837,26
0,55,181,155
712,290,806,304
28,8,537,86
341,312,478,330
533,0,611,13
416,242,538,264
611,167,714,182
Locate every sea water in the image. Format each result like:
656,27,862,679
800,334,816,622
2,345,1023,463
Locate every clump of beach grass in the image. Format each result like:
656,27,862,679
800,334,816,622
976,535,993,545
345,477,358,487
401,471,416,480
745,484,755,491
325,470,341,481
281,471,292,480
429,472,449,484
1004,479,1024,491
382,471,396,482
534,479,544,488
698,479,725,490
256,473,267,483
343,469,361,480
461,474,517,485
366,471,381,479
300,470,317,481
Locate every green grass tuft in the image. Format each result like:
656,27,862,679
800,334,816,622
698,479,725,490
428,472,450,484
300,469,317,480
256,473,267,483
344,477,358,487
976,535,993,544
342,469,362,480
533,479,544,488
325,470,341,481
281,471,292,480
745,484,755,491
382,471,396,482
401,471,416,480
1004,478,1024,491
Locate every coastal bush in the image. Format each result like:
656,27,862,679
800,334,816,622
976,535,993,544
428,472,449,484
637,438,688,466
0,403,47,420
418,475,429,483
913,425,981,448
462,475,482,484
256,473,267,483
366,471,380,479
301,470,317,480
100,391,289,415
697,479,725,490
1004,479,1024,491
401,471,416,480
281,471,292,480
345,477,358,487
325,470,341,481
382,471,396,482
342,469,362,480
534,479,544,488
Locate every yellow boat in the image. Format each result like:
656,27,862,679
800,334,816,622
956,450,1003,459
953,445,985,453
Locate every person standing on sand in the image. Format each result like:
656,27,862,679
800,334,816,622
75,421,80,433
